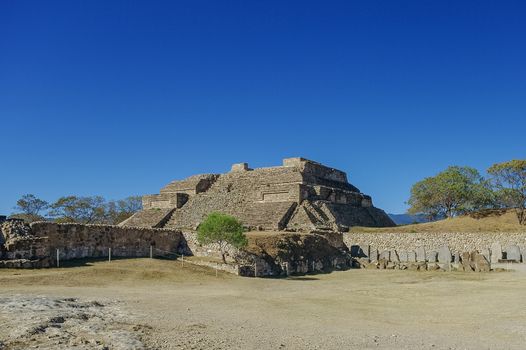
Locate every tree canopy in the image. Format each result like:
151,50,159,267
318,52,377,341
407,166,494,219
49,196,107,224
488,159,526,224
197,212,247,263
14,194,49,216
10,194,142,225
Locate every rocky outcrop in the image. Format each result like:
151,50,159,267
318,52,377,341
235,232,352,277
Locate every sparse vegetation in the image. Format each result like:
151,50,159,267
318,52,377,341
12,194,49,222
407,159,526,225
407,166,494,220
10,194,142,224
488,159,526,225
352,208,526,233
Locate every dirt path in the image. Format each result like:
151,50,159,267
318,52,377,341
1,259,525,349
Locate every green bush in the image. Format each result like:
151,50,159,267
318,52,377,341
197,212,247,263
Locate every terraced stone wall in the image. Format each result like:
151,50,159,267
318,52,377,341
344,231,526,260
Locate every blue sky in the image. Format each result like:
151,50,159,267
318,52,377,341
1,0,525,215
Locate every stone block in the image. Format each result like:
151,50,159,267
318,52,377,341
398,251,408,262
471,252,491,272
426,251,438,263
407,251,416,262
490,242,502,264
505,245,521,262
438,246,452,264
390,250,399,262
379,250,390,261
369,248,379,262
481,249,490,263
350,245,369,259
231,162,250,172
416,247,426,262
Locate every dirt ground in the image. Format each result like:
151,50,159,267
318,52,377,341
1,259,525,350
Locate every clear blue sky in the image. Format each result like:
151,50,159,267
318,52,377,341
1,0,525,215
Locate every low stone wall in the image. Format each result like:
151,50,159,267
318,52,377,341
344,231,526,257
2,222,183,264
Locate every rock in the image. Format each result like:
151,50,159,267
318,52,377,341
379,250,390,261
453,252,460,264
460,252,474,272
481,249,490,263
369,248,379,262
416,247,426,262
471,251,490,272
426,251,438,263
505,245,521,262
398,251,408,262
350,245,369,259
438,246,452,264
427,263,440,271
354,258,370,268
390,250,399,262
377,258,387,269
407,263,419,271
490,242,502,264
407,251,417,262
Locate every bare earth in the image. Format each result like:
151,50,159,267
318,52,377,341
1,259,526,350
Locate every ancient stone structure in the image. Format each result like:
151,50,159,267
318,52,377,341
347,231,526,271
0,220,350,276
0,221,183,268
121,157,395,231
344,231,526,258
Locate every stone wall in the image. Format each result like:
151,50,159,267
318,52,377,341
1,221,183,264
0,220,351,277
344,231,526,254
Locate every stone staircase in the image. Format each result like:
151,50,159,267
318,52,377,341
119,208,175,228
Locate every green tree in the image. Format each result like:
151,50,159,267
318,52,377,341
488,160,526,225
107,196,143,224
408,166,494,219
197,212,247,263
12,194,49,222
14,194,49,216
49,196,107,224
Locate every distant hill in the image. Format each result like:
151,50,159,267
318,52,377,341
354,209,526,233
388,213,431,225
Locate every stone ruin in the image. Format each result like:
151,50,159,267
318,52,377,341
350,243,525,272
120,157,395,231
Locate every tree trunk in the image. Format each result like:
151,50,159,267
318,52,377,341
517,208,526,225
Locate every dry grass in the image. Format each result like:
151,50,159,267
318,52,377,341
352,209,526,233
2,259,526,349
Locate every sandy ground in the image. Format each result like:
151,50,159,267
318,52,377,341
1,259,526,350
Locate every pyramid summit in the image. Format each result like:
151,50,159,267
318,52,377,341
120,157,395,231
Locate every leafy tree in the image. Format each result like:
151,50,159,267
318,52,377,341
488,160,526,225
14,194,49,216
408,166,494,219
197,212,247,263
49,196,107,224
107,196,143,224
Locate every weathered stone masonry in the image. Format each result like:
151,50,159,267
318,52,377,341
345,231,526,268
121,157,395,232
0,221,183,267
0,220,351,276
